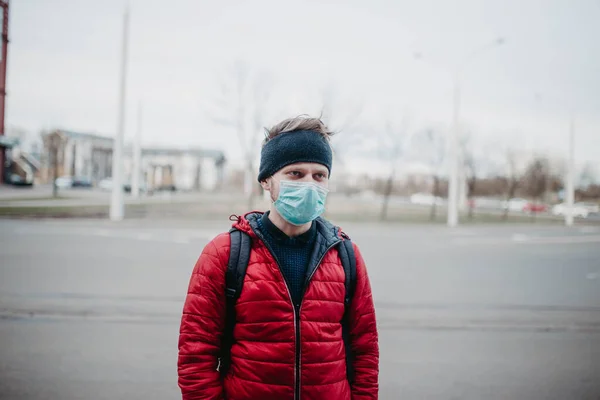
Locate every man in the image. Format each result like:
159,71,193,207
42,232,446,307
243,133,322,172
178,116,379,399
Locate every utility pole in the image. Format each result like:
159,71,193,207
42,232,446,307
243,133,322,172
565,115,575,226
131,101,142,198
446,37,505,227
0,1,9,183
110,8,130,221
447,75,460,227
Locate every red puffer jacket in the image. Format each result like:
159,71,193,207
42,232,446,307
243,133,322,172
178,212,379,399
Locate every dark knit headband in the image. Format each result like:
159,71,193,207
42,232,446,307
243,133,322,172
257,130,333,182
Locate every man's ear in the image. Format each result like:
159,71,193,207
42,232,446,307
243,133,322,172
260,179,270,191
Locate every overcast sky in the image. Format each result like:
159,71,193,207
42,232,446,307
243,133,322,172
6,0,600,174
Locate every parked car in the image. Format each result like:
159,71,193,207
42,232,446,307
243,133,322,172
3,160,34,187
503,198,547,213
468,197,505,210
100,178,147,193
98,178,113,191
410,193,444,206
72,176,93,188
6,173,33,187
523,202,548,213
552,202,599,218
154,184,177,192
55,176,73,189
123,182,148,193
502,198,529,212
577,202,600,214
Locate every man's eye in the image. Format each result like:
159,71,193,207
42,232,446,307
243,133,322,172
289,171,301,177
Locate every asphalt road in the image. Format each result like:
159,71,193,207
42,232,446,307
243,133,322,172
1,218,599,400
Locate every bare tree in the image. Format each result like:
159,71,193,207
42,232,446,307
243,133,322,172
579,162,598,189
501,149,521,220
415,129,446,220
319,81,364,166
319,81,363,133
521,156,550,221
459,134,478,220
206,61,273,209
378,116,410,221
42,132,66,198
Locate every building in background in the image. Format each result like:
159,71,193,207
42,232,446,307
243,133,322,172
40,129,226,191
41,130,114,184
0,127,42,185
123,147,226,192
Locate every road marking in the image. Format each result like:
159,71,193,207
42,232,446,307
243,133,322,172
10,225,205,245
513,235,600,244
136,233,153,240
512,234,530,242
453,233,600,246
586,272,599,280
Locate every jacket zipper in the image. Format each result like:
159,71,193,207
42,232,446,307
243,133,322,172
252,225,341,400
296,240,341,400
294,302,301,400
250,229,299,399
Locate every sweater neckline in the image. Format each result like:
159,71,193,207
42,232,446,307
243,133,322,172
259,211,316,245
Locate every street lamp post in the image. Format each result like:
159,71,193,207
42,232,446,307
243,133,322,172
447,37,505,227
447,74,462,227
131,101,142,199
110,8,130,221
565,115,575,226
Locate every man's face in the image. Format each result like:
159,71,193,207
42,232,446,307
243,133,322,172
261,162,329,202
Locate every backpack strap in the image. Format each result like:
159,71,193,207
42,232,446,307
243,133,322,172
338,233,357,383
219,228,252,377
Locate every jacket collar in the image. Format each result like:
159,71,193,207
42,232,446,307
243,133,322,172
232,211,342,246
232,212,344,286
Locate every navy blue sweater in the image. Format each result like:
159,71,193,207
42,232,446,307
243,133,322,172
256,212,317,305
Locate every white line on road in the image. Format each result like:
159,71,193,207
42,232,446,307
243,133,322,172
511,234,530,242
11,226,209,245
512,235,600,245
136,233,153,240
586,272,599,280
453,233,600,246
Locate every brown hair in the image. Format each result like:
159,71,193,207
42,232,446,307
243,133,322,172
263,115,334,146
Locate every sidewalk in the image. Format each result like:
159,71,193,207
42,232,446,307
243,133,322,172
0,186,246,207
1,187,597,225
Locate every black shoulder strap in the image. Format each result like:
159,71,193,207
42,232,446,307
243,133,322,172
339,237,357,306
219,228,252,377
338,234,357,383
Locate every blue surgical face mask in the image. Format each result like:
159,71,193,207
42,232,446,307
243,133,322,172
273,180,329,226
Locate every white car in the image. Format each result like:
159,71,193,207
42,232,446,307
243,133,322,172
98,178,113,191
99,178,146,193
552,203,594,218
55,176,73,189
410,193,444,206
577,202,600,214
502,198,528,212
